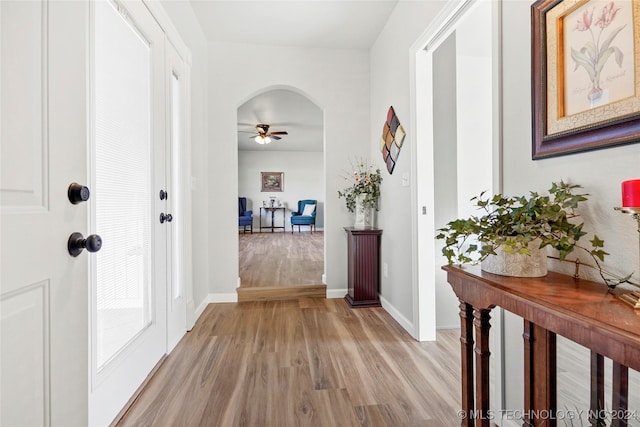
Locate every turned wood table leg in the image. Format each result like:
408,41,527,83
459,300,475,427
611,362,629,427
473,308,491,427
523,321,556,427
590,352,605,427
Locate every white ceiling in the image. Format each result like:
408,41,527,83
237,89,323,152
188,0,398,152
189,1,398,49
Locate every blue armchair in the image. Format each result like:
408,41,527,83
239,197,253,233
290,199,317,233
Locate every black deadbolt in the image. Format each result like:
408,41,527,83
159,190,168,200
68,232,102,257
160,213,173,224
68,183,90,204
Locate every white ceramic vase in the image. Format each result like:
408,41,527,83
354,194,374,228
480,239,547,277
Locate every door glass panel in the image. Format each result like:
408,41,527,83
94,0,152,369
170,71,182,300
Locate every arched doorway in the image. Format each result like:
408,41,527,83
236,87,326,299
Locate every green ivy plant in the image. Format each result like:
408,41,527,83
436,181,609,267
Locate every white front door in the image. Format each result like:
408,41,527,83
88,1,168,425
165,41,188,351
1,1,91,425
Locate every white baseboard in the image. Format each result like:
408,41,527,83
194,292,239,321
380,295,415,337
210,293,238,303
186,299,196,331
436,324,459,330
326,288,347,299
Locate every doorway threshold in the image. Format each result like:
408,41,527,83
237,284,326,302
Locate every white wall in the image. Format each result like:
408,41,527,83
500,0,640,414
432,32,460,329
238,151,324,230
208,42,370,299
454,2,493,219
370,1,448,329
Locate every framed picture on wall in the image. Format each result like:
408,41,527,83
531,0,640,159
261,172,284,192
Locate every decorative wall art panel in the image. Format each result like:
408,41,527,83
380,106,406,174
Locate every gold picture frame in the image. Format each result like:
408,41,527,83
532,0,640,159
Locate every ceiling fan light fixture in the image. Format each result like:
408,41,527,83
255,135,272,144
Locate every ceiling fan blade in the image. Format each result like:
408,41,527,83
269,131,288,135
271,135,282,140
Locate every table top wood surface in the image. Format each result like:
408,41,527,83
443,265,640,371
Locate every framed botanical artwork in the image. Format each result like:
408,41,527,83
260,172,284,192
532,0,640,159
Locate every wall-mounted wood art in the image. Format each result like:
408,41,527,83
380,106,406,174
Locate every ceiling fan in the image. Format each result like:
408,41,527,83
249,124,288,144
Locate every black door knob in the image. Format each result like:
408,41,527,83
160,213,173,223
68,232,102,257
68,183,90,204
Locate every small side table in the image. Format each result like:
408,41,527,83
344,227,382,307
259,207,286,232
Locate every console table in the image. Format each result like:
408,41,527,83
259,207,286,232
443,265,640,427
344,227,382,307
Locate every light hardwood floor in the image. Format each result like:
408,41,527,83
239,231,324,288
117,231,640,426
117,299,462,426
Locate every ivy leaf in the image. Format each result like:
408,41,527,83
590,235,605,248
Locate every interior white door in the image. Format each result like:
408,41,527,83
1,1,90,425
165,42,187,351
88,1,167,425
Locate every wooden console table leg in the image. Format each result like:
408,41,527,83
523,321,556,427
590,352,605,427
473,308,491,427
611,362,629,427
459,301,475,427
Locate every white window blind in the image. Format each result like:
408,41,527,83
94,0,152,369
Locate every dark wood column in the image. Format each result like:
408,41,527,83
473,308,491,427
611,362,629,427
459,301,475,427
343,228,382,307
523,321,556,427
590,352,605,427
